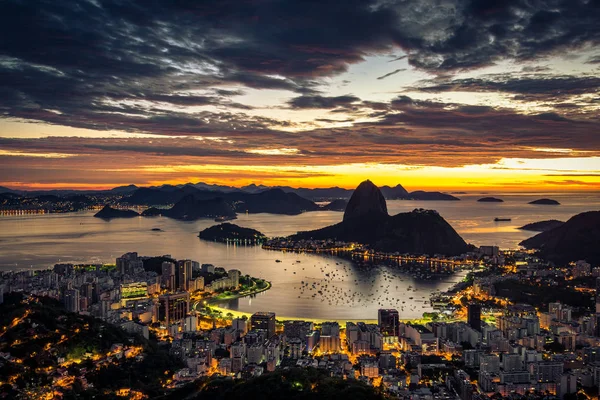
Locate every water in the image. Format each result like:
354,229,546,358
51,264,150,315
1,192,598,319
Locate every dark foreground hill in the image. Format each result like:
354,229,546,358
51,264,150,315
520,211,600,264
185,367,387,400
293,180,469,255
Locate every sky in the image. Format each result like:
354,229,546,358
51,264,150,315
0,0,599,191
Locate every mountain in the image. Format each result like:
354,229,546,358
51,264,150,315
108,184,138,194
478,197,504,202
240,183,271,193
518,220,565,232
164,195,236,220
293,181,468,255
343,180,388,222
198,223,267,243
520,211,600,264
0,186,20,194
380,184,409,199
225,189,319,215
529,198,560,205
321,199,348,211
192,182,242,193
408,191,460,201
94,205,139,219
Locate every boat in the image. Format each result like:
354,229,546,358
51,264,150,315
275,259,282,263
494,217,511,222
214,215,237,222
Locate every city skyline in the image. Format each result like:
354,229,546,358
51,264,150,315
1,0,599,191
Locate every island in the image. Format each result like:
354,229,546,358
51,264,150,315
198,223,267,244
407,190,460,201
518,219,564,232
478,197,504,202
529,198,561,205
93,205,139,219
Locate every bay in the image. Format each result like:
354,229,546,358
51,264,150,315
1,192,598,319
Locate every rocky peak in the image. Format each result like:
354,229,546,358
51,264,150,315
343,180,388,222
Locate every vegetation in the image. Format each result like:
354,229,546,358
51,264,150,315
494,279,593,311
0,293,182,399
183,368,388,400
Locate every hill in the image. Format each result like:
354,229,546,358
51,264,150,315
0,293,182,399
225,189,319,215
165,195,236,220
380,184,409,199
520,211,600,264
478,197,503,202
189,367,386,400
320,199,348,211
293,181,469,255
518,220,564,232
343,180,388,222
408,191,460,201
529,198,560,205
199,223,267,243
94,205,139,219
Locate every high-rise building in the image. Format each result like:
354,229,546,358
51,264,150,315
116,252,143,276
64,289,80,313
467,304,481,331
228,269,241,288
158,292,190,326
378,309,400,337
251,312,276,338
596,277,600,313
161,262,176,291
177,260,193,291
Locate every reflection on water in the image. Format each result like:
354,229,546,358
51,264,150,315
1,192,599,319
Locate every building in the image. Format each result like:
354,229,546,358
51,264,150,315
161,262,176,291
158,292,190,326
378,309,400,339
467,304,481,331
120,282,148,305
64,288,80,313
596,277,600,313
116,252,143,276
251,312,276,339
177,260,193,291
228,269,241,288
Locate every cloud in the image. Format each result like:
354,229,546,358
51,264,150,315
376,68,406,80
0,0,599,187
288,95,361,109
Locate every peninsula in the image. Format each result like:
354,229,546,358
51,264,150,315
291,180,469,255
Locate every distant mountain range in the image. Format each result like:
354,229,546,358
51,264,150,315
0,181,460,202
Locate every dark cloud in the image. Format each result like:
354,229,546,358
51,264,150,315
0,0,598,135
376,69,407,80
288,95,361,109
0,0,599,188
412,75,600,104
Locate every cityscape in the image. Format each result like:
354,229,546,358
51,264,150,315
1,0,600,399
